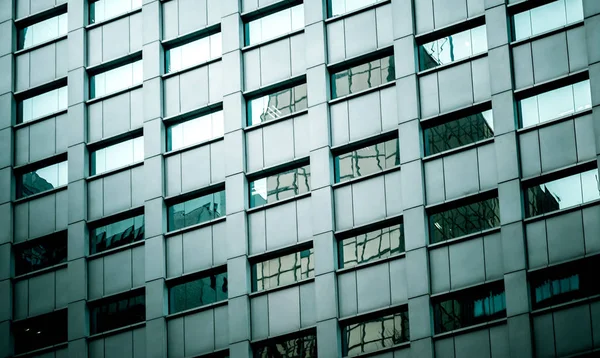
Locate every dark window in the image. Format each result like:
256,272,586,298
17,160,68,199
167,190,226,232
334,137,399,183
424,109,494,156
252,248,314,292
90,214,144,255
13,310,67,354
89,290,145,334
338,223,405,269
169,271,228,314
247,83,308,126
331,54,395,99
254,331,317,358
429,196,500,244
433,281,506,334
14,232,67,276
249,164,311,208
418,25,487,71
341,308,409,357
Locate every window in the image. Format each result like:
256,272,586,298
90,60,143,99
341,308,409,357
252,247,314,292
429,196,500,244
18,13,67,50
253,331,317,358
167,190,226,231
418,25,487,71
328,0,386,18
525,168,599,218
331,54,395,99
169,271,228,314
167,110,224,151
14,232,67,276
424,109,494,156
245,4,304,46
165,32,222,73
89,0,142,24
13,310,67,354
338,223,405,269
518,79,591,128
512,0,583,41
89,290,145,334
334,137,399,183
433,282,506,334
529,256,600,310
247,83,308,126
91,136,144,175
90,214,144,255
249,164,311,208
17,160,68,199
19,86,68,124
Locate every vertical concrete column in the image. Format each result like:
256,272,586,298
583,1,600,166
0,1,14,356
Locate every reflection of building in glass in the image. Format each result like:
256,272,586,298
343,311,409,357
253,249,314,291
260,84,308,123
20,171,55,197
526,184,562,217
170,199,224,229
255,332,317,357
425,111,494,155
339,224,405,268
430,197,500,243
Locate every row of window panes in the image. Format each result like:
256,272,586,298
13,310,67,354
519,79,591,128
18,13,67,50
18,161,68,199
331,54,395,99
338,224,405,269
525,168,599,218
253,332,317,358
334,137,399,183
247,83,308,126
90,60,143,99
429,197,500,244
245,4,304,46
167,190,226,232
90,214,144,255
91,136,143,175
342,309,410,357
169,271,228,314
90,0,142,24
418,25,487,71
19,86,67,124
512,0,583,41
89,290,145,334
328,0,385,18
167,110,224,152
249,165,311,208
433,282,506,334
424,109,494,156
165,33,222,74
14,232,67,276
252,248,314,292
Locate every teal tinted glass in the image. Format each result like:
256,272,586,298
245,4,304,46
328,0,384,17
254,332,317,357
89,0,142,24
18,13,67,50
334,137,399,183
165,33,222,73
91,137,144,175
249,165,311,207
419,25,488,71
167,110,224,151
90,60,143,99
247,83,308,126
339,224,405,268
512,0,583,41
252,248,314,292
331,55,395,99
167,190,226,231
169,272,228,314
19,86,68,124
18,161,68,199
90,215,144,254
424,109,494,156
342,309,409,357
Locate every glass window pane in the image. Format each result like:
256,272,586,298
167,190,226,231
424,109,494,156
252,248,314,292
247,83,307,126
166,110,224,152
512,11,532,40
90,291,145,334
530,0,566,36
334,138,399,182
90,214,144,254
15,233,67,276
580,169,600,203
537,85,574,123
470,25,488,55
565,0,584,23
437,29,472,65
90,60,142,99
331,55,394,99
245,4,304,46
573,80,592,112
18,161,68,198
19,86,67,124
18,13,68,50
339,224,405,268
249,165,311,208
91,137,143,175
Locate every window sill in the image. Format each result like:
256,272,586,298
85,7,142,30
415,14,485,41
87,205,144,227
527,252,600,274
509,20,585,47
163,136,225,158
420,100,491,123
14,185,68,205
166,264,228,283
13,108,69,130
162,56,223,80
330,128,398,154
334,213,404,238
247,238,313,262
15,34,68,56
242,28,304,53
523,198,600,225
249,277,315,298
422,137,494,163
328,80,395,106
162,23,220,46
87,321,146,341
338,303,409,323
244,108,309,133
336,252,406,275
424,187,498,211
87,286,146,305
247,192,311,214
14,2,67,24
250,326,317,344
246,157,310,180
86,83,143,106
243,74,307,98
530,294,600,317
87,240,145,261
332,165,401,190
430,277,505,300
13,152,68,173
163,101,224,123
87,51,143,75
513,68,588,98
342,341,410,358
13,341,68,358
325,0,391,23
14,75,68,100
516,108,593,135
432,317,507,340
521,158,597,184
13,262,68,282
427,226,501,250
166,300,228,320
164,216,227,238
12,228,67,247
86,161,144,182
416,51,487,77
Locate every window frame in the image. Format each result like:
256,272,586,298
164,29,223,74
245,80,308,127
167,267,228,314
165,107,225,152
242,1,304,47
88,209,145,255
14,231,68,276
88,58,143,100
88,0,143,25
17,83,68,124
252,329,317,358
89,133,144,176
166,187,227,232
329,50,395,100
250,243,315,293
16,157,69,199
12,309,68,355
509,0,584,42
248,161,311,209
17,9,68,51
88,289,146,335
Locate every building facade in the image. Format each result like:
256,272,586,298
0,0,600,357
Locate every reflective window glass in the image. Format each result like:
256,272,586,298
13,310,67,354
339,224,405,268
18,161,68,199
91,136,144,175
89,291,145,334
89,0,142,24
433,282,506,334
18,13,67,50
169,271,228,314
525,168,600,218
252,248,314,292
14,232,67,276
328,0,385,17
418,25,488,71
90,214,144,254
167,190,226,231
332,54,395,99
19,86,68,124
253,332,317,358
247,83,308,126
342,309,409,357
167,110,224,151
245,4,304,46
249,165,311,208
334,137,399,183
512,0,583,41
165,32,222,73
90,60,143,99
424,109,494,156
429,197,500,244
